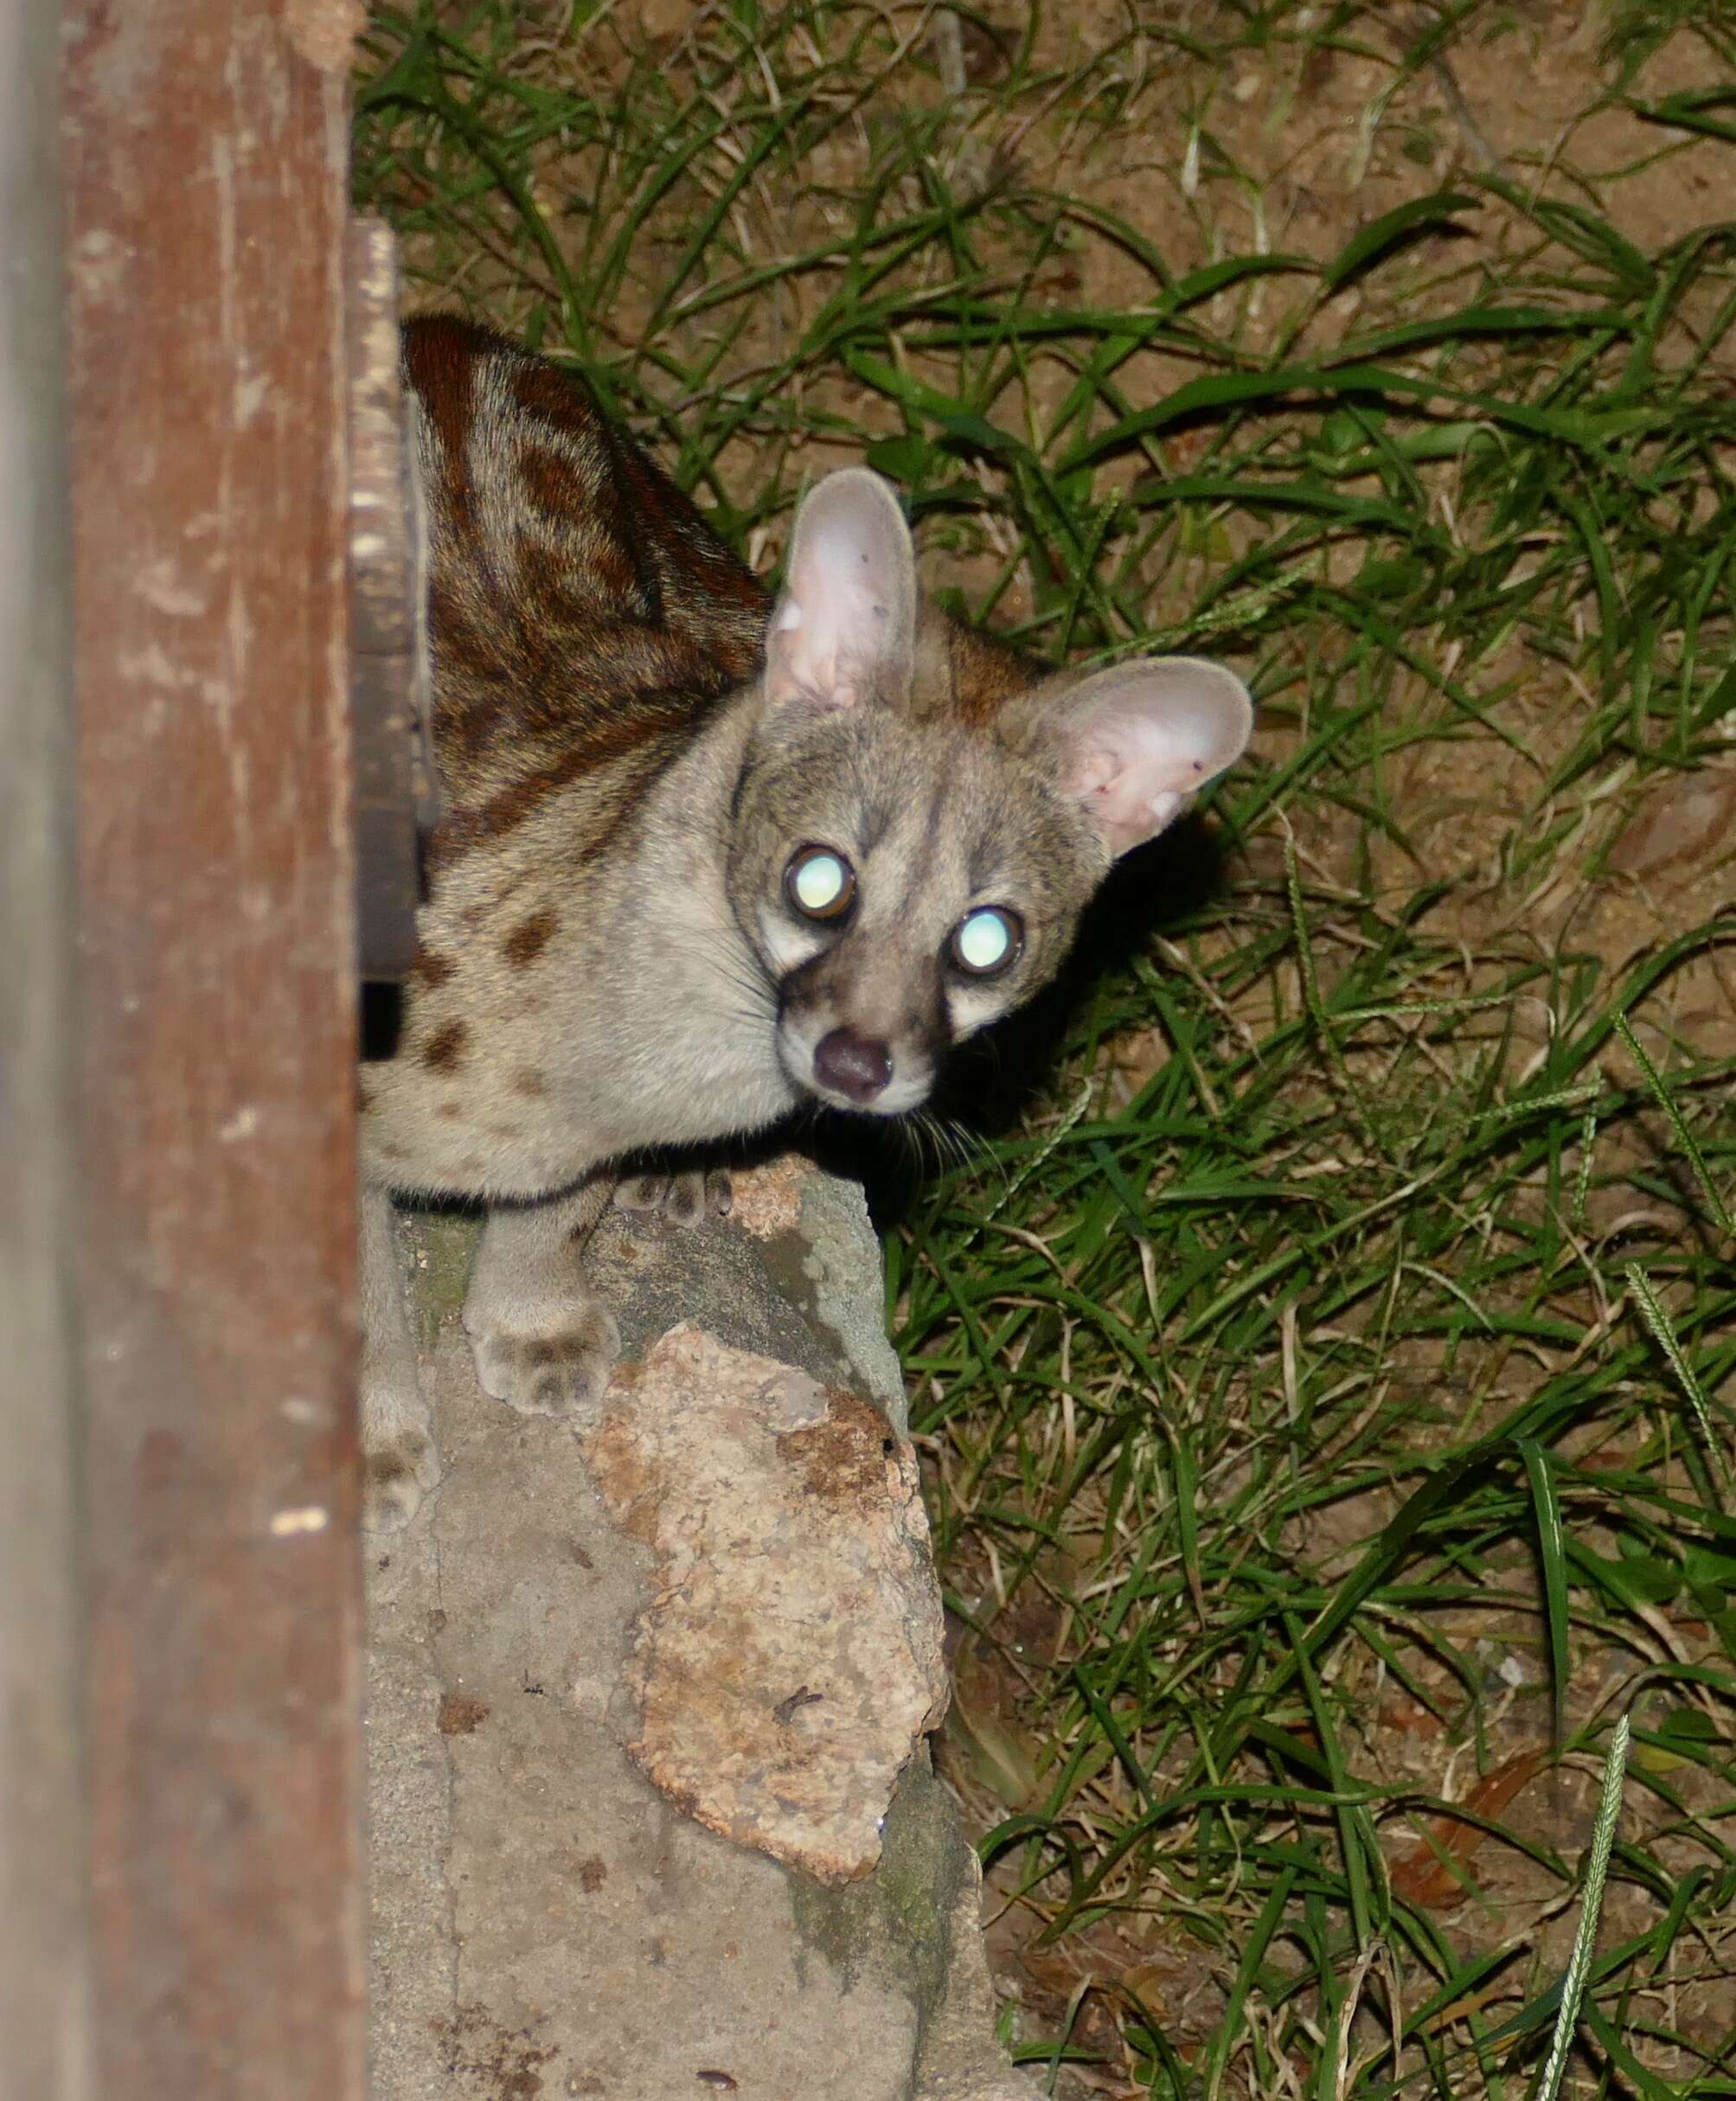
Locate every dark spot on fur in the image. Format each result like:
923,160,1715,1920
503,909,558,969
460,880,523,932
464,742,656,854
436,1691,490,1736
365,1451,407,1486
435,1099,461,1120
518,445,578,518
512,1068,548,1098
357,1079,374,1113
414,945,456,989
426,586,501,755
422,1020,468,1072
378,1141,407,1161
400,317,482,541
519,542,603,624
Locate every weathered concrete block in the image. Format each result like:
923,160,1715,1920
366,1158,1037,2100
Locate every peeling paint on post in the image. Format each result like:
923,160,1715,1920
62,2,366,2095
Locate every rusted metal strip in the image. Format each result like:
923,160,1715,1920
349,217,439,981
62,2,367,2094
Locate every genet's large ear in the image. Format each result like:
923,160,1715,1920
1027,657,1252,858
763,469,917,712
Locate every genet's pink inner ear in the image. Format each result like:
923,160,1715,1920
762,469,917,712
1051,657,1253,857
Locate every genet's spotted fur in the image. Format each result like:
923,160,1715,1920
360,316,1252,1529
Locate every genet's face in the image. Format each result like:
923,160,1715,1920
728,707,1102,1117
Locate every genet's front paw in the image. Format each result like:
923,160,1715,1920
612,1165,733,1227
464,1299,621,1417
362,1419,442,1534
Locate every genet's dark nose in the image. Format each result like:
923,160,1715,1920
813,1027,893,1105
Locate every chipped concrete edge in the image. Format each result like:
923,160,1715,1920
789,1163,909,1433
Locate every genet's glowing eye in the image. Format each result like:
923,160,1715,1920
951,906,1022,977
785,845,856,921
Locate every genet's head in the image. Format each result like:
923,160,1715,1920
727,470,1252,1117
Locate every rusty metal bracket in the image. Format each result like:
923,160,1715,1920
348,219,439,981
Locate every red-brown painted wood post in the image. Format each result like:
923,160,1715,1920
62,2,368,2093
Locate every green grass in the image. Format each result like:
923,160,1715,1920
356,3,1736,2092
